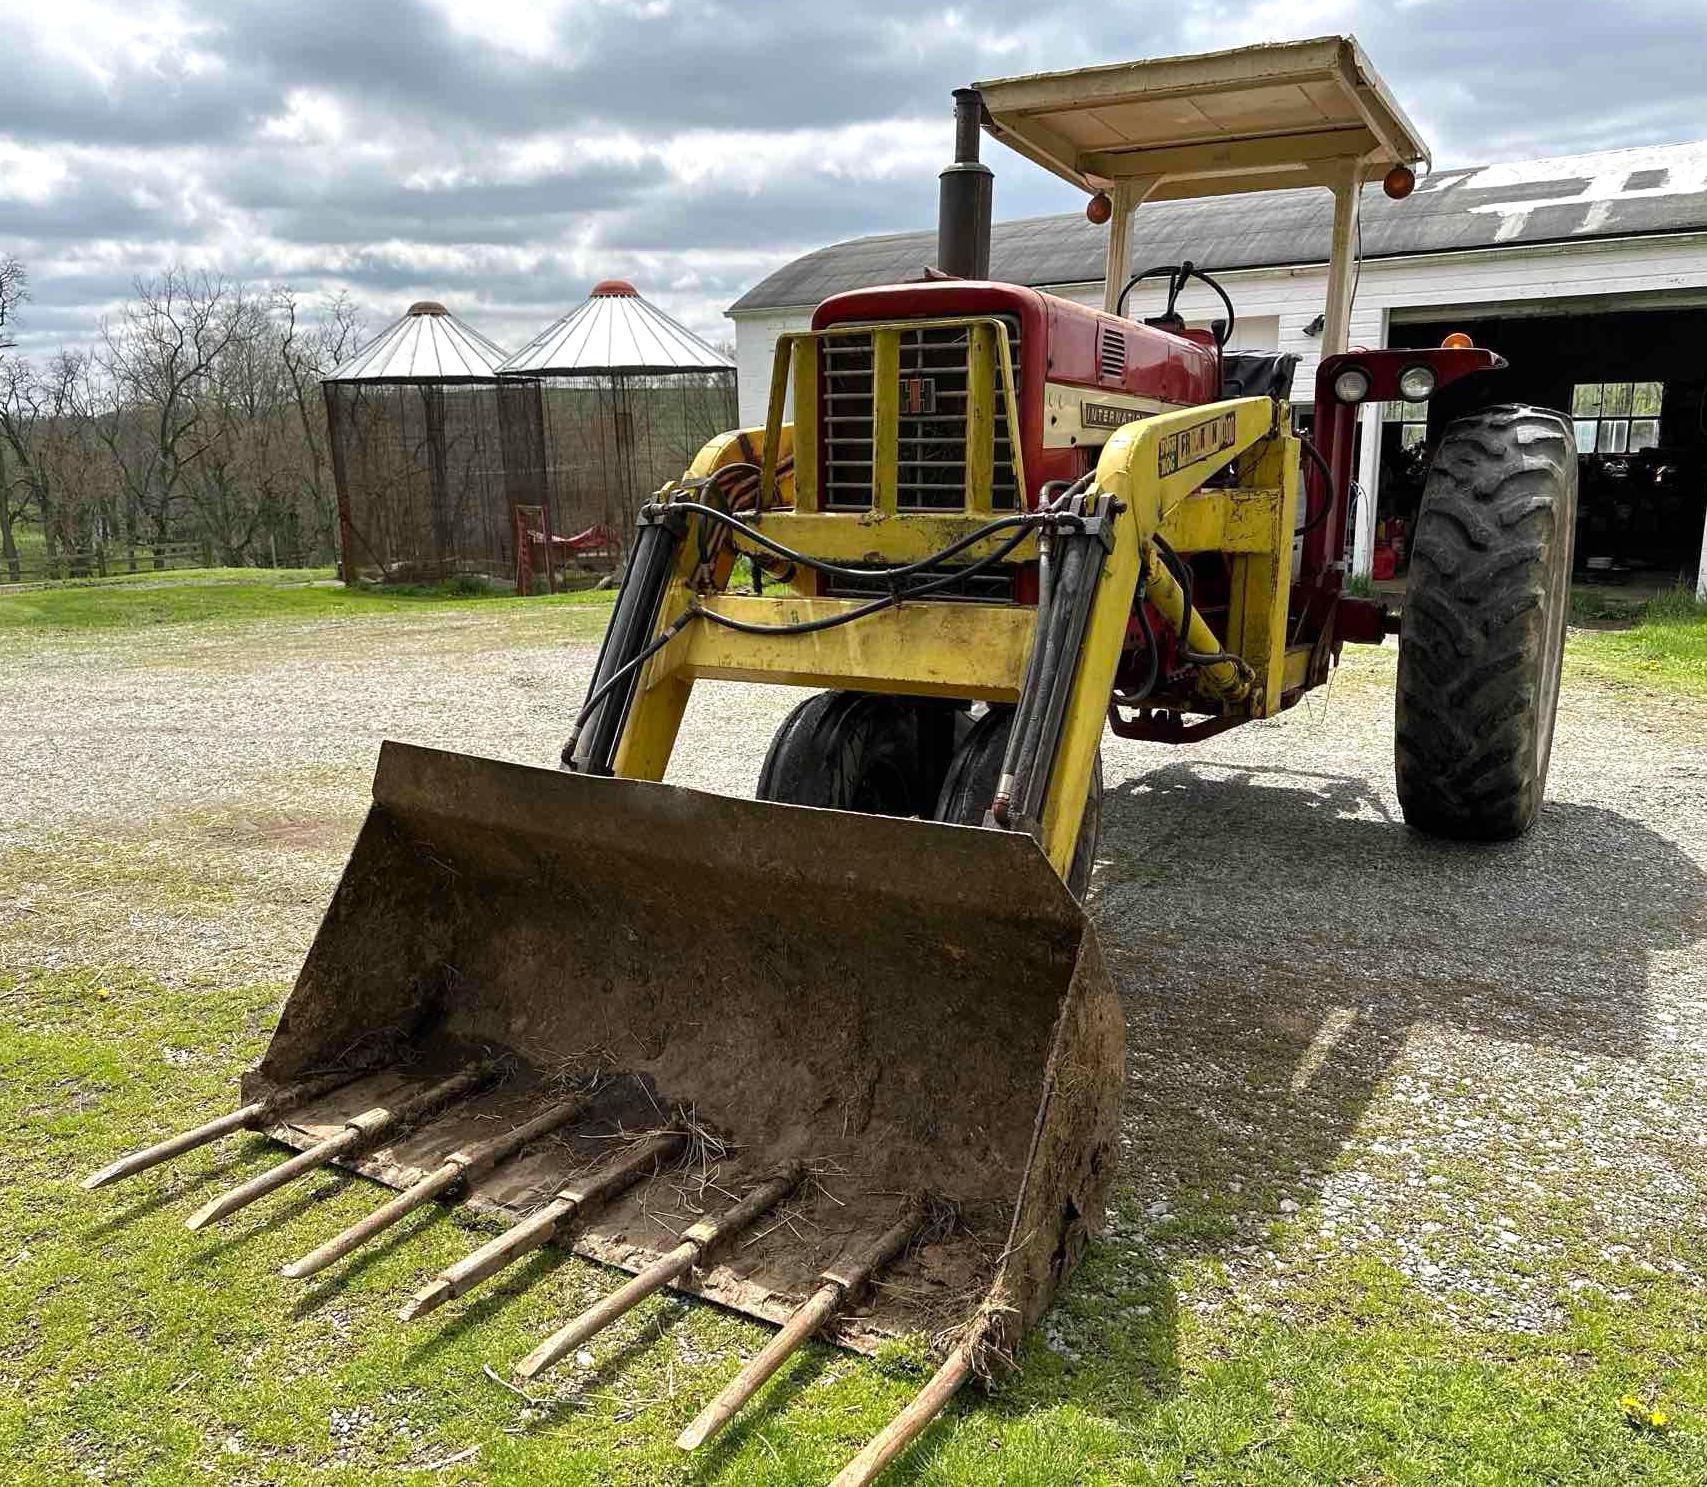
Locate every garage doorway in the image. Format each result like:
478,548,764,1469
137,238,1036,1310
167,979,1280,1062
1378,305,1707,591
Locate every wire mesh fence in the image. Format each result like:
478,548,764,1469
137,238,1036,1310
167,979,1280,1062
488,369,737,591
325,379,513,584
324,359,736,591
526,370,739,537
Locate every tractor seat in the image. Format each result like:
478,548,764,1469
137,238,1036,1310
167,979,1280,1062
1221,351,1300,402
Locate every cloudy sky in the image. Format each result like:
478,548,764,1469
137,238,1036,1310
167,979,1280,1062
4,0,1706,359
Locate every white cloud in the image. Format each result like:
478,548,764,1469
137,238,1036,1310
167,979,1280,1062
16,0,225,87
260,89,351,147
4,0,1707,362
0,142,72,203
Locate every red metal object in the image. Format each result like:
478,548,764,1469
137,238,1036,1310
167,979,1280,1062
812,281,1219,506
1308,347,1503,580
1300,346,1506,642
1336,596,1391,645
1106,706,1244,743
798,289,1511,737
561,522,621,555
515,511,622,593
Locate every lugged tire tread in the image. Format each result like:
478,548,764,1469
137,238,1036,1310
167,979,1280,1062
1394,404,1577,841
935,707,1102,899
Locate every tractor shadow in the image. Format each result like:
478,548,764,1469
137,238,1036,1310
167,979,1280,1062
994,757,1705,1426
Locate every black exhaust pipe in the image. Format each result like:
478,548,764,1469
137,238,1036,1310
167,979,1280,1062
937,87,992,279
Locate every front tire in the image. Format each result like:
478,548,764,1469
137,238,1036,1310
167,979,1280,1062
1395,405,1578,841
757,691,959,817
935,706,1102,899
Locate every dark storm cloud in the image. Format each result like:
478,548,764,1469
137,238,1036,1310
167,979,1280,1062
0,172,183,244
214,154,670,247
4,0,1707,361
0,29,263,147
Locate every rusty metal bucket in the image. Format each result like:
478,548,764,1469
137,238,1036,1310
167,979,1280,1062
254,739,1120,1349
88,739,1122,1476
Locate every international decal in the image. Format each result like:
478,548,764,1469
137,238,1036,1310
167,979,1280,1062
1080,401,1144,432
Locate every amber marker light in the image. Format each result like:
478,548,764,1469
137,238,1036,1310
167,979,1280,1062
1383,164,1417,199
1441,332,1474,350
1086,191,1113,225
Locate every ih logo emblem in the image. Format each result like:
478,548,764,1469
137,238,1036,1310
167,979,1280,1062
899,376,937,416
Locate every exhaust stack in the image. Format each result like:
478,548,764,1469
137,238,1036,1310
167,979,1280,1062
937,87,992,278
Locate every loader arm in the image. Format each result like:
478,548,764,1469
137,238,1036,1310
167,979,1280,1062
89,36,1435,1487
586,375,1292,877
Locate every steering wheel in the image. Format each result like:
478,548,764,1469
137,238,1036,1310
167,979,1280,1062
1116,260,1237,348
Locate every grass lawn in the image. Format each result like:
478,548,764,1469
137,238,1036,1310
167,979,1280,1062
0,571,615,633
5,956,1702,1486
1568,588,1707,700
1,576,1703,1484
5,963,1702,1485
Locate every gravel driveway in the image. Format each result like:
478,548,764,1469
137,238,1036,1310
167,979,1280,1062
4,604,1704,1349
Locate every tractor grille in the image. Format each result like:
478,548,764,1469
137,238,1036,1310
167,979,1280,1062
820,319,1021,511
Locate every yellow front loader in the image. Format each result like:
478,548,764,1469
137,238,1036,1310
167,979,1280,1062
89,35,1579,1485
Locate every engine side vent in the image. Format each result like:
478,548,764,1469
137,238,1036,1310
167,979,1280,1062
1098,325,1127,382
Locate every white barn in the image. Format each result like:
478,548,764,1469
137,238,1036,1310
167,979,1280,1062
727,141,1707,592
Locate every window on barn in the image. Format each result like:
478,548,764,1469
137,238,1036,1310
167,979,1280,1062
1386,397,1430,449
1572,381,1663,455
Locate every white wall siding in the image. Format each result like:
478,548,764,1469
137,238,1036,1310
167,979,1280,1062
729,229,1707,576
735,231,1707,417
735,308,811,425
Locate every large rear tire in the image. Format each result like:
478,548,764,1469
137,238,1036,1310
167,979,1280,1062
1395,405,1578,841
757,690,959,818
935,706,1102,899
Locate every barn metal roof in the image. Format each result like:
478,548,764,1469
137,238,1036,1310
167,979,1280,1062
324,300,508,384
498,280,734,376
729,140,1707,314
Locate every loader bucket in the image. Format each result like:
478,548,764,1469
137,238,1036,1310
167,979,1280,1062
241,740,1123,1362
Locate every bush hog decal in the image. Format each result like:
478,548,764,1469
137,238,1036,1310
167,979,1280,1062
1157,409,1238,476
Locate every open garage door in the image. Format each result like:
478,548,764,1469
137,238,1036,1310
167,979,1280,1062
1377,303,1707,593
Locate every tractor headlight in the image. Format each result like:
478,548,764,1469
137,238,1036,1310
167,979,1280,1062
1398,364,1437,402
1332,366,1371,404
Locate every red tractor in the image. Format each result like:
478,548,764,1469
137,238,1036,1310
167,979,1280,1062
91,37,1578,1486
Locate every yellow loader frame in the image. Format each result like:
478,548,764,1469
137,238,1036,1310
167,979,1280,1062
599,317,1301,879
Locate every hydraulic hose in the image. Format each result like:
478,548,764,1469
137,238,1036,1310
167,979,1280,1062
1296,434,1335,535
656,501,1067,584
1113,578,1160,705
563,513,684,773
1142,552,1252,702
994,535,1086,826
565,513,1042,768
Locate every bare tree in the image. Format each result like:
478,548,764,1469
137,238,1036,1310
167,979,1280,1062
0,257,25,352
98,269,246,565
1,270,363,576
0,350,114,579
278,288,363,561
0,356,33,581
188,293,286,564
0,258,27,577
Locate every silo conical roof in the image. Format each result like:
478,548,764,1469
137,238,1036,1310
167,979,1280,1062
325,301,509,384
497,281,733,376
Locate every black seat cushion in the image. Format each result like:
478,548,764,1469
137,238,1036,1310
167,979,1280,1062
1221,350,1300,402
